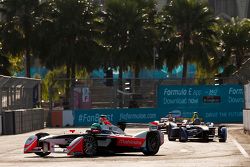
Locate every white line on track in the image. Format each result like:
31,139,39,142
231,137,250,158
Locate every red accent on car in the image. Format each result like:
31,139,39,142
100,117,112,125
91,129,101,134
67,137,84,155
150,121,159,126
24,138,38,153
69,130,76,133
114,136,145,147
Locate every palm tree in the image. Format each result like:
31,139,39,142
159,0,219,84
104,0,158,73
127,0,158,87
104,0,158,107
33,0,102,104
219,17,250,74
0,0,40,78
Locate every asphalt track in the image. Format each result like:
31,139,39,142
0,124,250,167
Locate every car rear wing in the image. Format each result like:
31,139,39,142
117,122,160,131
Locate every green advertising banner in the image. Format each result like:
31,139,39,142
157,85,244,122
72,85,244,126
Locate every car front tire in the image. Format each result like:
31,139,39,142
142,132,160,156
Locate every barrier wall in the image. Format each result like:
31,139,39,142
51,108,63,127
2,108,44,135
158,85,244,123
0,115,2,135
243,110,250,132
244,84,250,133
2,111,14,135
55,85,244,127
73,108,158,126
63,110,74,127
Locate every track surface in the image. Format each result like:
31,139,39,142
0,124,250,167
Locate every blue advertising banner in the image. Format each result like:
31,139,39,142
72,85,244,126
157,85,244,122
73,108,158,126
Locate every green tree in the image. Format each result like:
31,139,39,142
104,0,158,107
159,0,219,84
127,0,158,87
105,0,158,75
0,0,41,77
34,0,102,104
219,18,250,75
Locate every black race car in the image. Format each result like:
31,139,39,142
168,119,227,142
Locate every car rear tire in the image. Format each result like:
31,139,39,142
165,126,169,134
35,133,51,157
168,135,176,141
83,135,97,157
142,132,160,156
35,152,51,157
202,131,209,142
179,127,188,142
168,124,176,141
219,127,227,142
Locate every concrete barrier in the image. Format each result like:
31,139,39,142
2,111,14,135
2,108,45,135
51,108,63,127
243,110,250,134
63,110,74,127
0,115,2,135
13,110,22,134
21,109,32,133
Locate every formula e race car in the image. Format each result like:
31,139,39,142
24,116,164,157
167,119,227,142
157,112,179,134
158,117,173,134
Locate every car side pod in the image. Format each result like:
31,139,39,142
67,137,84,156
24,135,38,153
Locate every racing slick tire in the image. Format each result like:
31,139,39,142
83,135,97,157
202,131,209,142
168,124,176,141
35,133,51,157
179,127,188,142
218,127,227,142
142,132,160,156
35,151,51,157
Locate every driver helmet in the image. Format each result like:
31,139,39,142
91,123,101,130
168,112,173,121
193,112,199,118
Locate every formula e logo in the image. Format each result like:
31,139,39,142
117,138,144,147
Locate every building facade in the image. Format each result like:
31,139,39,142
152,0,250,19
208,0,250,19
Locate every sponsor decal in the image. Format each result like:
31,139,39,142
116,137,144,147
78,113,114,123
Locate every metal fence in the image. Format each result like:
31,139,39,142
0,75,41,111
49,77,240,110
0,75,44,135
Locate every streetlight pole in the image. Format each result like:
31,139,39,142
153,47,159,77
